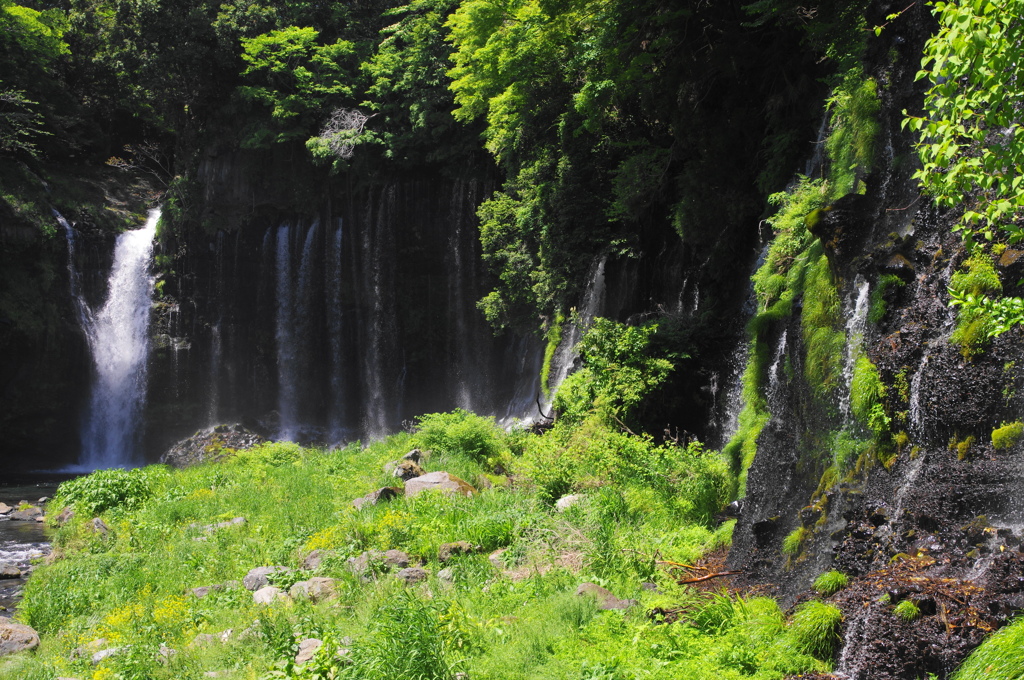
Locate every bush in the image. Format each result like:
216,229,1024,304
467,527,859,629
813,570,849,596
992,421,1024,450
51,466,163,516
414,409,508,467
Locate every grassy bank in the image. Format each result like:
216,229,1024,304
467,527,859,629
0,406,846,680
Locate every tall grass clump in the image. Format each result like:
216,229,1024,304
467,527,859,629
786,600,843,660
414,408,509,467
813,570,849,596
952,617,1024,680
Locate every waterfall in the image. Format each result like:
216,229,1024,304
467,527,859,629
55,210,91,327
544,255,607,409
275,223,298,440
839,277,871,423
75,209,159,469
208,322,222,424
326,219,346,443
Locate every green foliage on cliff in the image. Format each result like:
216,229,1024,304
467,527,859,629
908,0,1024,248
952,615,1024,680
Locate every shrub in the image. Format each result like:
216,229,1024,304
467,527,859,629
813,570,849,597
415,409,508,467
51,467,163,516
992,421,1024,450
787,600,843,659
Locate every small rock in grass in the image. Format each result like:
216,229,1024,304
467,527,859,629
347,550,384,576
438,567,455,583
394,567,429,585
0,620,39,656
290,577,339,603
555,494,584,512
383,549,411,569
91,647,122,665
253,586,289,605
439,541,478,563
488,549,507,568
295,638,323,665
243,566,289,591
404,471,476,498
386,460,425,481
352,486,402,510
90,518,109,535
575,582,637,610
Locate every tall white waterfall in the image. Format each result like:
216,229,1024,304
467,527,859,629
326,220,346,443
77,209,159,469
275,224,298,440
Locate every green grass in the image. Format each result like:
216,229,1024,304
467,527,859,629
813,570,849,597
893,599,920,622
953,616,1024,680
1,411,833,680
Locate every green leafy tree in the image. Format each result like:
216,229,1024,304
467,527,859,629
238,26,358,147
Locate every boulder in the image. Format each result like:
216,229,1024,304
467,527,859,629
90,518,109,536
0,503,10,515
0,620,39,656
347,550,385,576
575,582,637,610
295,638,322,665
402,449,426,463
253,586,289,605
289,577,339,603
243,566,289,591
352,486,401,510
160,423,266,468
438,541,478,563
394,567,429,585
405,472,476,498
385,460,425,481
438,567,455,583
9,507,42,521
190,583,236,599
383,549,411,569
302,549,326,570
0,566,21,579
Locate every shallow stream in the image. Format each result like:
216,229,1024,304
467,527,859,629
0,482,60,618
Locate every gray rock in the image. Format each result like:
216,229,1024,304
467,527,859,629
253,586,288,605
575,582,637,610
91,647,123,665
160,423,266,468
402,449,426,463
243,566,289,591
191,517,246,534
438,567,455,583
386,460,425,481
353,486,402,510
394,567,429,585
555,494,584,512
157,643,176,665
9,507,42,521
488,549,507,568
0,503,10,515
439,541,478,563
0,566,21,579
37,497,49,504
0,620,39,656
289,577,339,603
90,518,109,536
190,584,227,599
295,638,322,665
404,471,477,498
383,549,411,569
347,550,384,576
302,549,325,570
